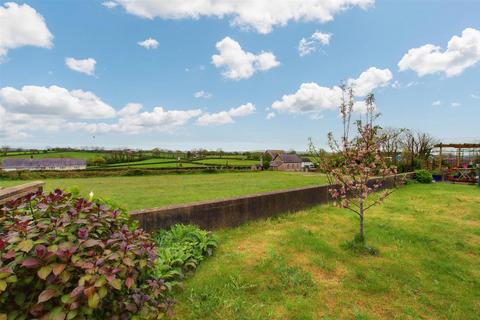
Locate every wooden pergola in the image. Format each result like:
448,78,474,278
435,143,480,169
434,143,480,183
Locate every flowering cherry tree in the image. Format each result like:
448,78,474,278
310,85,400,244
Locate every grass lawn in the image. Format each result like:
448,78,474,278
174,183,480,319
0,171,327,210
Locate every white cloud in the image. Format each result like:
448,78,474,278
65,57,96,76
398,28,480,77
194,90,212,99
271,67,392,115
197,103,255,126
266,112,276,119
0,2,53,62
212,37,279,80
0,104,61,140
0,85,205,140
471,94,480,99
138,37,159,49
102,1,118,9
432,100,441,106
451,102,461,107
114,0,373,34
298,31,331,57
81,104,202,134
272,82,342,114
347,67,393,96
0,85,115,119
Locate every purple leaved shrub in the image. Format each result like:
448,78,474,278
0,189,172,319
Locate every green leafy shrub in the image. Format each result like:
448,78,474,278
0,190,170,319
153,225,218,287
415,169,433,184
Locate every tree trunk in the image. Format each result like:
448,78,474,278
359,201,365,242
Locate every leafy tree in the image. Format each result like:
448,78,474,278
310,85,400,249
263,153,272,169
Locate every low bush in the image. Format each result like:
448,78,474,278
415,169,433,183
0,190,170,319
153,225,218,288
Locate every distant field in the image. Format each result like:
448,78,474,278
0,171,328,210
94,157,258,169
0,151,106,161
97,158,200,169
193,158,259,166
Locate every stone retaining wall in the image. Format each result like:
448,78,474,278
0,181,45,206
131,173,414,232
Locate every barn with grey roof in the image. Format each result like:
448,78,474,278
1,158,86,171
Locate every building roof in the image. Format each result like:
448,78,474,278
272,153,302,164
2,158,86,169
265,149,284,157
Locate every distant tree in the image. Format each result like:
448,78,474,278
91,156,107,166
1,146,9,156
401,130,437,170
152,148,161,157
380,127,406,165
262,153,272,169
310,85,400,251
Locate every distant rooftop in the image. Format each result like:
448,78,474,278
274,153,302,163
2,158,86,169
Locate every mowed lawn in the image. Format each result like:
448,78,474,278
174,183,480,320
0,171,327,210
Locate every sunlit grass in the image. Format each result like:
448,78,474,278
0,171,328,210
174,183,480,319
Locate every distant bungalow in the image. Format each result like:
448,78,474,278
1,158,87,171
270,153,303,171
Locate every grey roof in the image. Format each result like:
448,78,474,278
273,153,302,163
265,149,284,157
2,158,86,169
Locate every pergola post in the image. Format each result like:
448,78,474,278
457,148,461,167
438,145,443,172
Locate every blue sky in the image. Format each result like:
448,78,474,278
0,0,479,151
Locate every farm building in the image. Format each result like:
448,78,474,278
265,149,284,159
1,158,87,171
270,153,302,171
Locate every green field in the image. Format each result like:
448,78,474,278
0,172,328,210
174,183,480,319
102,157,258,168
0,151,259,169
96,158,205,169
193,158,259,166
0,151,106,161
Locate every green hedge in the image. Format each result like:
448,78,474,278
415,169,433,183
